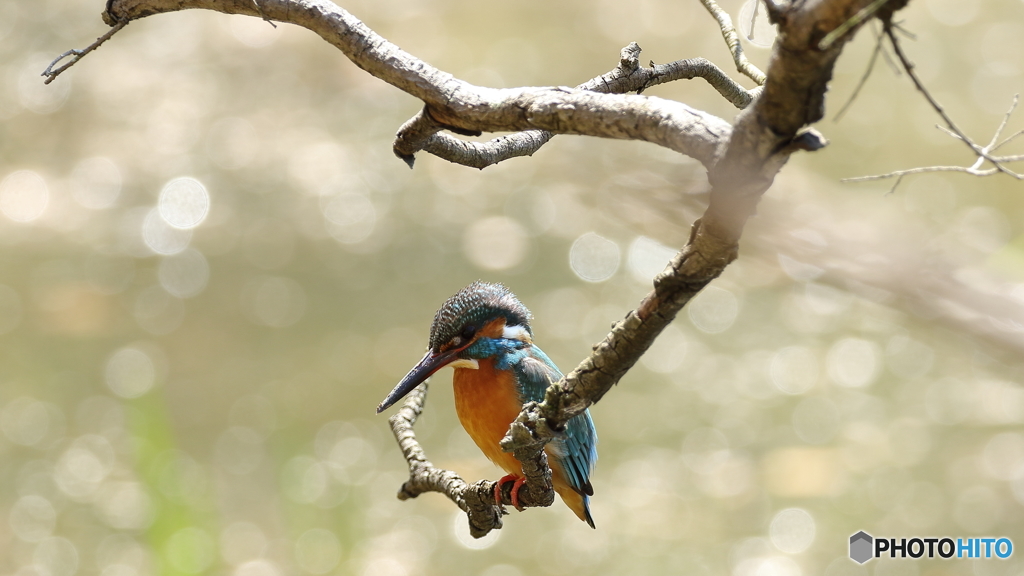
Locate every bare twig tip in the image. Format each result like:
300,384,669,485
41,20,128,85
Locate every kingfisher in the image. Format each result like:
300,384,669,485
376,281,598,527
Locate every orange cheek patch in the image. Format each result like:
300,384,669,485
478,317,507,339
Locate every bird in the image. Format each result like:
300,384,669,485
376,281,598,527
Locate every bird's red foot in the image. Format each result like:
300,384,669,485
494,474,527,511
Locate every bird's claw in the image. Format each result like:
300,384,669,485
494,474,527,511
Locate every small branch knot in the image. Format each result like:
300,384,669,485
619,42,642,73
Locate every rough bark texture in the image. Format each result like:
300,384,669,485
387,384,504,537
397,43,760,168
94,0,901,537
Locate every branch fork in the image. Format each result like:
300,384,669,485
843,21,1023,191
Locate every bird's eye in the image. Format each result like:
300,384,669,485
460,325,477,341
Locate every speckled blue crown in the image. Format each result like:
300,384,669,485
428,281,532,351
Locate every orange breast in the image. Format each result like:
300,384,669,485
452,359,524,476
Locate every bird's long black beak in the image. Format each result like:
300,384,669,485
376,349,459,413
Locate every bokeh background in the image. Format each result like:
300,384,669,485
2,0,1024,574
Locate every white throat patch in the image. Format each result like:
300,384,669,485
502,324,531,342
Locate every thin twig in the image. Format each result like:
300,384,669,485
843,121,1024,188
41,20,128,84
834,23,885,121
878,34,903,75
858,24,1024,188
884,24,993,166
993,129,1024,153
700,0,767,85
890,21,917,41
746,0,760,42
987,94,1019,150
887,174,903,195
935,124,964,142
844,165,1004,182
252,0,278,28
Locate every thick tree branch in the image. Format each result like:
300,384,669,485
400,43,760,168
389,87,732,168
101,0,732,169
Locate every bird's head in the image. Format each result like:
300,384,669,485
376,281,532,413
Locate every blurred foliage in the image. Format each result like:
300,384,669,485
1,0,1024,575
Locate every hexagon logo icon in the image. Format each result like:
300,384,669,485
850,531,873,564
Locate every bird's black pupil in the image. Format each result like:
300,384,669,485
461,325,476,340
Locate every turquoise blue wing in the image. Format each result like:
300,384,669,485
514,345,599,497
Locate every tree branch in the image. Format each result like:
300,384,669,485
102,0,732,170
41,20,128,84
387,382,507,538
879,24,1022,182
391,87,731,168
387,380,556,537
399,44,760,169
361,0,884,538
82,0,901,538
833,23,885,121
52,2,764,171
700,0,767,86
